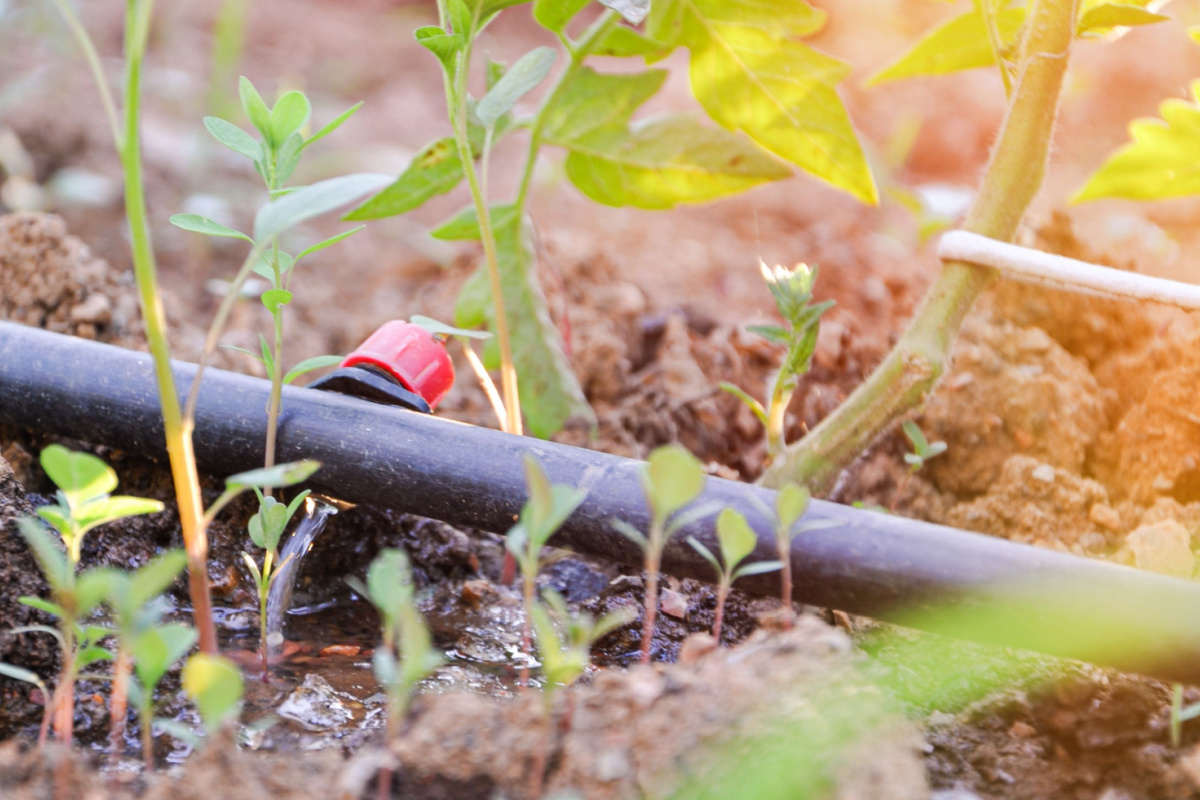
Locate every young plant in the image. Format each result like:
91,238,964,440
348,549,443,800
750,482,838,626
891,420,947,512
0,446,163,746
126,622,197,770
181,652,245,738
241,488,310,681
721,262,833,465
507,455,587,685
613,444,714,664
687,509,782,642
348,0,873,440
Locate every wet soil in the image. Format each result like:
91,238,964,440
7,1,1200,798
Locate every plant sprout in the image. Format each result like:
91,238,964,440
688,509,782,642
348,549,443,800
891,420,947,511
722,262,833,465
507,455,587,685
747,482,839,626
614,444,716,664
242,488,310,681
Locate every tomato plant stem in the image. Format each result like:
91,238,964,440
760,0,1079,494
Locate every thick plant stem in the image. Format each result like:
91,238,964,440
122,0,218,654
760,0,1079,494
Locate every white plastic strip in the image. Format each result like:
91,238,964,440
938,230,1200,310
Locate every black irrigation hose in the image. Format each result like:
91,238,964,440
4,320,1200,681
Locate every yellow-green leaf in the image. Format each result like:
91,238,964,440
564,115,791,209
866,6,1026,87
541,67,667,148
345,137,464,220
644,444,705,519
1077,3,1168,36
1073,80,1200,203
663,0,876,203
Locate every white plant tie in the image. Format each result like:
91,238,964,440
938,230,1200,310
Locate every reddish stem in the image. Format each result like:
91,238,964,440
640,558,660,664
713,583,728,642
109,649,132,763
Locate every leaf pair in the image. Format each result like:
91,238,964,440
688,508,782,586
531,588,635,693
507,456,588,573
615,444,714,551
248,490,311,554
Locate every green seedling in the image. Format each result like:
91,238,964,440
891,420,947,512
0,447,162,746
688,509,782,642
181,652,244,738
507,455,588,685
614,444,716,664
747,482,839,626
722,262,833,465
93,551,193,769
348,549,442,800
349,0,873,441
242,488,310,682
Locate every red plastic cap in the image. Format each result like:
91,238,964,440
341,321,455,409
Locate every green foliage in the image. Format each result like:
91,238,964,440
901,420,947,472
531,589,635,704
247,489,310,553
182,653,244,736
346,138,463,220
349,549,442,728
688,508,781,639
35,445,164,564
1074,80,1200,202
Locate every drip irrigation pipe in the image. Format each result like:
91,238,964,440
4,321,1200,681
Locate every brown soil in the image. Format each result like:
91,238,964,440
7,1,1200,799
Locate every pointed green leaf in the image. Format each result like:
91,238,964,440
19,518,70,591
476,47,557,127
687,535,722,575
775,483,810,531
670,0,875,203
284,355,343,384
866,6,1026,86
269,91,311,147
226,460,320,492
715,508,758,572
534,0,590,34
34,506,71,538
542,67,667,147
135,623,197,691
40,444,116,508
238,77,272,143
594,26,672,58
275,132,305,185
563,115,790,209
0,663,47,690
346,138,464,221
612,518,649,549
18,596,66,620
170,213,253,242
130,550,188,607
75,496,164,535
733,559,783,579
203,116,263,161
1078,3,1168,36
304,102,364,150
644,444,705,519
410,314,492,341
902,420,930,454
430,202,519,241
1074,81,1200,202
415,26,466,72
255,173,391,241
294,226,364,263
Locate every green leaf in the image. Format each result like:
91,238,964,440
414,26,465,73
715,508,758,572
75,644,113,670
563,115,790,209
203,116,262,161
541,67,667,147
304,102,364,150
534,0,590,34
644,444,705,519
865,6,1025,86
363,549,414,629
902,420,929,454
1074,80,1200,202
430,202,519,241
269,91,311,147
261,288,293,314
19,518,70,591
410,314,492,341
745,324,791,345
775,483,810,531
74,496,164,535
254,173,392,241
284,355,343,384
294,226,364,263
238,77,272,143
1078,3,1168,36
182,653,244,735
40,445,116,508
0,663,47,690
346,138,464,221
687,535,722,575
733,559,783,580
275,132,305,185
134,623,197,692
226,460,320,492
34,505,71,538
612,517,649,549
18,596,66,620
446,0,473,36
476,47,557,127
654,0,875,202
593,26,672,58
457,211,594,437
129,553,185,609
170,213,253,242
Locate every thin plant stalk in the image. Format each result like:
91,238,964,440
641,548,660,664
759,0,1079,494
49,0,122,148
462,341,507,426
120,0,218,654
109,649,132,762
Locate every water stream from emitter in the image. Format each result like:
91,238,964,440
265,497,339,653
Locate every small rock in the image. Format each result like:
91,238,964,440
1126,520,1195,577
68,292,111,324
1177,743,1200,789
1079,532,1107,555
320,644,361,657
660,588,688,619
277,674,354,731
1089,503,1122,532
678,633,718,665
1031,464,1056,483
1008,720,1037,738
